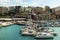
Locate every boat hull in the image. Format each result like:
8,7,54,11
35,36,53,39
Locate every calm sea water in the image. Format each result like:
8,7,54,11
0,24,59,40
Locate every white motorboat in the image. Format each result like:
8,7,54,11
36,27,57,36
35,32,54,39
21,27,36,36
35,21,57,36
16,21,26,25
20,18,37,36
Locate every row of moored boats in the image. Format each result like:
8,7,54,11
20,20,57,39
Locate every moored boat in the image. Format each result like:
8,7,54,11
35,32,54,39
21,26,36,36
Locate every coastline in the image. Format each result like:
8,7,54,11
0,18,59,27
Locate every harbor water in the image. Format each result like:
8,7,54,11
0,24,59,40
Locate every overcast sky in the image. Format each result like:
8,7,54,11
0,0,60,8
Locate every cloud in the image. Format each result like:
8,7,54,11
29,2,39,7
0,0,41,7
0,0,60,8
0,0,23,7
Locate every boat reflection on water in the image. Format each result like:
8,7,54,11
36,39,53,40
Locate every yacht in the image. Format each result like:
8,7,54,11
21,20,36,36
16,21,26,25
21,27,36,36
35,32,54,39
34,21,57,39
